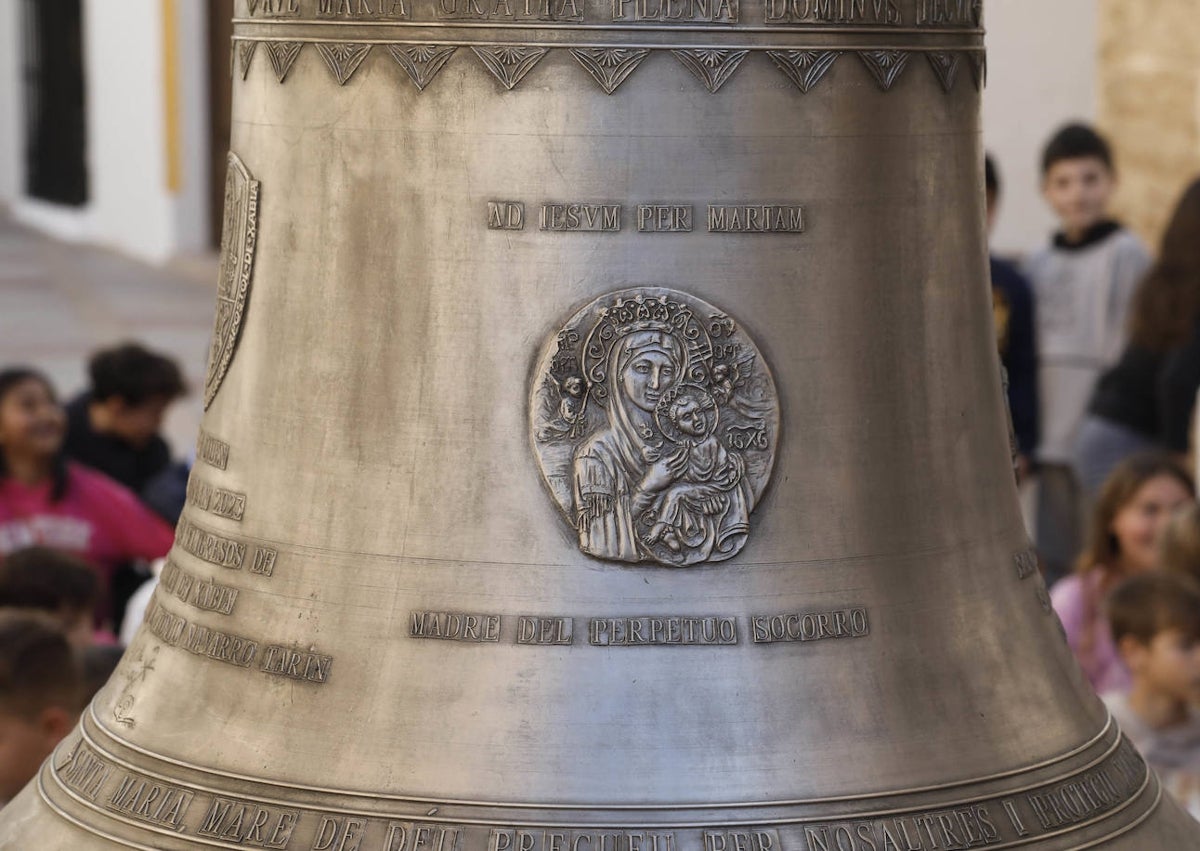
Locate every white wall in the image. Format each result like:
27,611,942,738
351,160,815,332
174,1,211,254
76,0,174,260
0,0,1091,262
0,0,21,205
3,1,209,262
982,1,1099,257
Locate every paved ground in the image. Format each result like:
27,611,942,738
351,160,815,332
0,215,217,457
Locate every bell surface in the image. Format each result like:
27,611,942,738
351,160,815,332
4,0,1199,847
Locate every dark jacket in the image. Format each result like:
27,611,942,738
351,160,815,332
1160,322,1200,453
991,256,1039,456
63,393,171,494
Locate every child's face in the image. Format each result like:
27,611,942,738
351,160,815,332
0,378,65,462
1130,629,1200,704
673,399,709,437
1041,156,1115,238
1110,475,1194,574
104,395,171,449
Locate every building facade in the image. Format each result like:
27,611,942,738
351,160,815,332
0,0,221,263
0,2,1189,263
1098,0,1200,252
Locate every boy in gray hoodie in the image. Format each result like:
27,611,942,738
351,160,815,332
1025,124,1150,584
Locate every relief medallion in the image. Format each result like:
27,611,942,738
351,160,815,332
204,152,261,410
532,289,778,566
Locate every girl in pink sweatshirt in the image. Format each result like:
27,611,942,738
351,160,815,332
0,368,174,626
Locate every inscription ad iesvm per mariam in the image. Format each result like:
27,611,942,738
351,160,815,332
490,202,803,235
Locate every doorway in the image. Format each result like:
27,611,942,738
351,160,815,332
207,0,235,248
21,0,88,206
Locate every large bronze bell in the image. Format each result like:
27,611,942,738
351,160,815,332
4,0,1199,847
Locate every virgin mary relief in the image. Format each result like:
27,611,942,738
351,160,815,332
532,289,779,567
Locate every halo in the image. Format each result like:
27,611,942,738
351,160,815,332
581,291,713,405
654,384,719,446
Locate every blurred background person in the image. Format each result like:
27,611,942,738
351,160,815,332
0,549,124,722
0,368,174,629
63,342,185,626
64,342,186,497
1157,186,1200,471
1103,572,1200,818
1076,179,1200,496
1161,502,1200,582
0,547,106,648
1050,452,1194,693
0,611,81,807
1026,124,1151,587
986,154,1038,481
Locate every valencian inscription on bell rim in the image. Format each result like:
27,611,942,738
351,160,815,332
532,289,778,567
44,735,1155,849
239,0,985,24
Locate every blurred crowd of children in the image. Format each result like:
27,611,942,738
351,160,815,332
0,343,186,804
991,123,1200,817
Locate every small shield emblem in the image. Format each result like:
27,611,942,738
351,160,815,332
205,152,260,410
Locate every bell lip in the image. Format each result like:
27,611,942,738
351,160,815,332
31,764,1168,851
78,702,1118,811
36,722,1166,851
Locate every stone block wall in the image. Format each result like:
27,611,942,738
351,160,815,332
1098,0,1200,250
